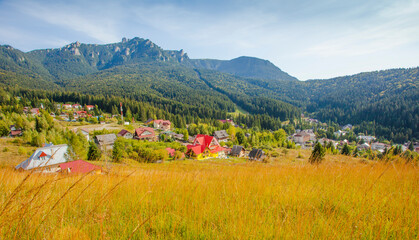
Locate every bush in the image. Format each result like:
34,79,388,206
18,147,27,156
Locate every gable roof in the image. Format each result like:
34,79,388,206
187,134,224,155
15,144,69,170
59,160,101,173
231,145,245,156
134,127,155,139
154,119,171,125
117,129,132,137
95,134,117,145
249,148,264,160
214,130,229,139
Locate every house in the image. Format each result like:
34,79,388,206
358,135,376,143
117,129,133,139
357,143,370,151
214,130,229,142
50,112,56,117
9,125,22,137
342,124,353,131
94,134,117,151
301,129,316,141
293,132,310,144
30,108,40,116
59,160,102,174
334,130,347,137
134,127,156,141
55,104,61,109
165,148,185,160
144,118,154,125
75,111,88,118
85,105,95,111
154,120,171,131
219,119,235,126
248,148,265,161
186,134,227,159
72,104,82,109
231,145,246,157
76,128,90,141
63,104,72,110
371,142,390,153
15,144,69,171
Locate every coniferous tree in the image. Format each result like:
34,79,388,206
309,142,326,164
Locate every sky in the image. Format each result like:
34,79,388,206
0,0,418,80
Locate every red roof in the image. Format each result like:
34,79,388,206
59,160,101,173
219,119,233,124
118,129,131,137
10,130,22,136
86,105,94,108
187,134,224,155
134,127,155,139
154,119,171,125
39,151,47,157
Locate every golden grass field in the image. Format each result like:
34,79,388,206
0,138,418,239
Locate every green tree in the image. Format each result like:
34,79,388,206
112,138,124,162
87,141,101,161
309,142,326,164
408,142,414,151
236,131,245,145
341,143,351,155
0,121,9,137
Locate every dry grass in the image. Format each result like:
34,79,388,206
0,143,417,239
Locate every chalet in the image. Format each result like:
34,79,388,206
117,129,133,139
15,144,69,171
94,134,117,150
63,104,72,110
154,120,171,131
248,148,265,161
231,145,246,157
72,104,82,109
85,105,95,111
59,160,102,174
9,125,22,137
134,127,156,141
214,130,229,142
186,134,227,160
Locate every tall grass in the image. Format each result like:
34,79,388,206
0,158,417,239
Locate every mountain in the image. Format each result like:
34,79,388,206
0,38,418,142
190,56,298,81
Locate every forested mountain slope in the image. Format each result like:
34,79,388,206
0,38,417,142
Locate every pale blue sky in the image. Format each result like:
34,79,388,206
1,0,418,80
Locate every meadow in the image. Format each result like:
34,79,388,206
0,139,417,239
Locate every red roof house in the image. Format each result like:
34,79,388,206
59,160,102,174
134,127,156,141
154,120,171,131
186,134,226,159
85,105,95,111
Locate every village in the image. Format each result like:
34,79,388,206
2,101,417,174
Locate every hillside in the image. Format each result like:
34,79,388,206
0,38,418,142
